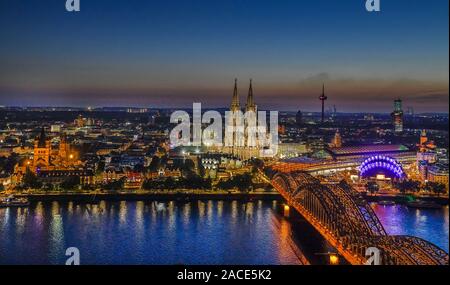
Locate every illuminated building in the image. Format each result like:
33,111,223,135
224,79,242,153
278,124,286,135
277,143,309,159
50,124,62,133
0,147,13,157
123,171,144,189
127,108,148,113
33,128,51,168
417,149,437,164
57,134,73,166
418,130,436,153
74,114,85,127
331,129,342,148
418,161,428,181
427,164,449,191
417,130,437,163
38,169,94,185
223,79,262,160
327,144,414,162
201,154,242,179
391,99,403,133
359,155,405,179
420,129,428,145
272,144,416,177
364,114,374,121
13,128,89,186
416,130,440,183
145,167,182,180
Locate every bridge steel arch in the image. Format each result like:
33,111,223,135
271,171,449,265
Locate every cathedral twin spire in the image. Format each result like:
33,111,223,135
231,79,240,111
230,79,256,112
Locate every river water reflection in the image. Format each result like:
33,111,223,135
0,200,304,265
0,200,448,264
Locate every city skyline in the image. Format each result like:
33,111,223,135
1,78,448,114
0,0,448,113
1,0,449,270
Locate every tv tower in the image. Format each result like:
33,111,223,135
319,84,328,123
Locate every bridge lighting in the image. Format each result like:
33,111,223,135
329,254,339,265
283,205,290,217
272,172,449,265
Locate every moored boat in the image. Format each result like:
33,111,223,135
406,200,441,209
378,200,396,206
0,195,30,208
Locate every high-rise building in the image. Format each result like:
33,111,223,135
296,110,302,126
391,99,403,133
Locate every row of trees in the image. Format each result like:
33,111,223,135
17,168,127,191
142,175,212,190
141,173,254,192
216,173,253,192
394,179,447,195
422,182,447,195
372,179,448,195
0,153,19,174
14,168,82,191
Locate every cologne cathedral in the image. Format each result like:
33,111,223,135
223,79,262,160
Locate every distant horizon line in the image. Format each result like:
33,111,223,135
0,105,448,115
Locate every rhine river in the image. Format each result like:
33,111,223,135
0,200,448,265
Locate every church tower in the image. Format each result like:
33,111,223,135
244,79,258,154
333,129,342,148
59,133,71,165
226,79,244,151
33,128,51,168
223,78,262,160
231,78,240,112
245,79,256,112
420,130,428,146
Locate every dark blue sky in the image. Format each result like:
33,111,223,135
0,0,448,112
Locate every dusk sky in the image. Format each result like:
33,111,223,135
0,0,448,112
